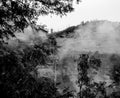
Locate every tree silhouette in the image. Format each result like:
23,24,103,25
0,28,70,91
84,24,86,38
110,65,120,85
77,54,90,98
77,53,108,98
108,64,120,98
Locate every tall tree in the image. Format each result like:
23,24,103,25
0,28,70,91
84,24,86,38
110,65,120,85
108,64,120,98
77,54,104,98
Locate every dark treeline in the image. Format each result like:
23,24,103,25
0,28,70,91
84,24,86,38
1,41,120,98
0,38,60,98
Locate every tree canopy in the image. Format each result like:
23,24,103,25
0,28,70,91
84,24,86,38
0,0,81,40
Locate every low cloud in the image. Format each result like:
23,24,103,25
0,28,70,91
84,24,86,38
58,20,120,59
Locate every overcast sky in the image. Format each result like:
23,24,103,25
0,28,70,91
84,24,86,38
37,0,120,31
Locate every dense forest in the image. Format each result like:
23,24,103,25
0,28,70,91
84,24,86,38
1,0,120,98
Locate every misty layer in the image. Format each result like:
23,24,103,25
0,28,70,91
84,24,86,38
57,21,120,59
54,20,120,93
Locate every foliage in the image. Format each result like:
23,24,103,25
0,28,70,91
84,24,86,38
0,0,81,40
0,42,76,98
77,53,120,98
110,64,120,85
0,41,61,98
0,45,26,98
21,37,58,72
108,91,120,98
108,64,120,98
77,54,109,98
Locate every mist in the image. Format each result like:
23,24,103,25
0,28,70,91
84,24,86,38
58,20,120,59
55,20,120,93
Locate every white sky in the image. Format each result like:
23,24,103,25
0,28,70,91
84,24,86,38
37,0,120,31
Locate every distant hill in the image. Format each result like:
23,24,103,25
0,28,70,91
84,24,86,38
52,20,120,58
48,20,120,93
49,21,89,38
51,25,78,38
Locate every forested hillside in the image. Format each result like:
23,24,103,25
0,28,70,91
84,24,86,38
1,20,120,98
48,20,120,97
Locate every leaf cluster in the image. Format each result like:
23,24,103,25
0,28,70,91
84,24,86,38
0,0,81,40
0,37,60,98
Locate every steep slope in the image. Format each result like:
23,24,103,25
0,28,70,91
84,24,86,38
49,20,120,93
55,21,120,59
